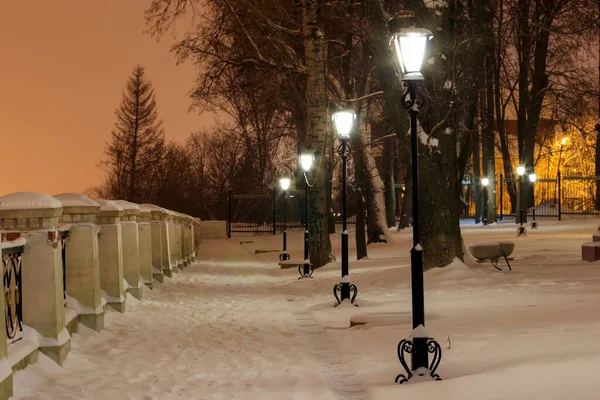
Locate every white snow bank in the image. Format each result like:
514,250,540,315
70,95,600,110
114,200,140,211
96,199,123,212
66,295,103,315
0,192,62,210
53,193,99,208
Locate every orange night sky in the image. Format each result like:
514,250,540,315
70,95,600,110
0,1,212,196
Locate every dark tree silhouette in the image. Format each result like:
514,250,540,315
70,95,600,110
100,64,165,203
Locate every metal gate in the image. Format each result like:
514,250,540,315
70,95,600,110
227,189,306,236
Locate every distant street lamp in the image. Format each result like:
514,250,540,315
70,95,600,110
299,152,314,279
331,109,358,306
390,27,442,384
516,166,526,235
279,177,291,262
481,178,490,225
529,173,538,229
557,138,568,221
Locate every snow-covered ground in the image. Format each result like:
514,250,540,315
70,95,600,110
13,219,600,399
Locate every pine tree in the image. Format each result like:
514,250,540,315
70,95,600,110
100,64,165,203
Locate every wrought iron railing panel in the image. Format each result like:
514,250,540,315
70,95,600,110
2,246,24,341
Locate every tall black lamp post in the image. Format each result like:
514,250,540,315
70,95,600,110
481,178,489,225
516,165,526,236
390,27,443,384
299,152,315,279
279,177,291,262
529,173,538,229
332,109,358,306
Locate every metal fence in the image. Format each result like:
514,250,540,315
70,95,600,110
227,189,306,236
460,174,600,220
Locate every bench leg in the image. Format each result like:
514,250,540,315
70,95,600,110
491,258,503,271
502,252,512,271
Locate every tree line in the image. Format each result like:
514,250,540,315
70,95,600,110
99,0,600,271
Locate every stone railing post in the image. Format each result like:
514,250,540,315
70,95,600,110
137,205,153,289
179,214,188,267
164,210,176,276
0,192,70,365
193,217,201,260
140,204,165,283
114,201,142,300
169,212,182,271
54,193,104,331
96,200,126,313
186,215,194,263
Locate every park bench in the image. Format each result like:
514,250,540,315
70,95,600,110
468,241,514,271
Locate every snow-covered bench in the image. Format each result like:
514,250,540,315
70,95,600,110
468,241,514,271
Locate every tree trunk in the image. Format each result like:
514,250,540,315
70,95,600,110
351,135,368,260
472,128,481,223
383,136,397,227
399,164,412,229
304,0,332,268
358,109,388,243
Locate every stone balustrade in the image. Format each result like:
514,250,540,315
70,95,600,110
0,190,202,398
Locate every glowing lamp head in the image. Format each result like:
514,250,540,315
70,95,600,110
560,138,568,145
279,177,291,191
481,178,489,187
517,166,525,176
529,173,537,183
332,110,356,139
299,153,314,172
390,27,433,81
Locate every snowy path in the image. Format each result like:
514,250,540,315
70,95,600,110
14,241,337,399
13,219,600,399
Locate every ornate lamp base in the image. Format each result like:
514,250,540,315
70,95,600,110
517,226,527,236
395,338,443,384
333,282,358,306
279,252,291,262
298,262,314,279
530,221,538,229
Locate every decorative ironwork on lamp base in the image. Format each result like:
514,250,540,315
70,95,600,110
517,226,527,236
333,282,358,306
298,262,314,279
530,221,538,229
395,337,443,384
279,252,291,262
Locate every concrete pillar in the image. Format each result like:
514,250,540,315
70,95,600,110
0,237,15,399
193,217,201,261
0,192,70,365
114,201,141,300
166,211,181,271
162,211,175,277
53,193,104,332
178,214,188,267
137,205,153,289
140,204,168,283
96,200,126,313
176,214,185,269
185,215,194,263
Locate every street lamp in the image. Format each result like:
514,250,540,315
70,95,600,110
529,173,538,229
390,27,442,384
331,109,358,306
516,166,526,235
481,178,489,225
298,152,314,279
279,177,291,262
557,138,568,221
